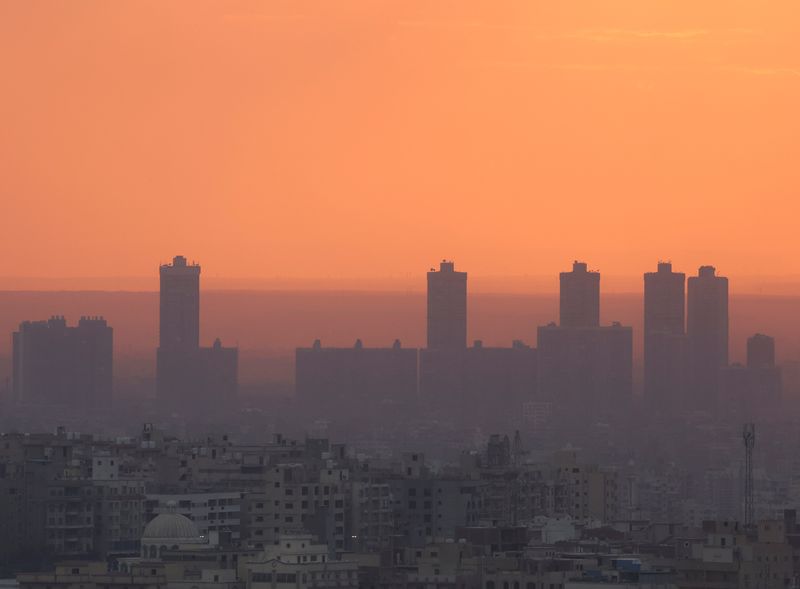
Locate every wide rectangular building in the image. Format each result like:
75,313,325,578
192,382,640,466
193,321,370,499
12,316,113,408
537,323,633,413
295,339,418,408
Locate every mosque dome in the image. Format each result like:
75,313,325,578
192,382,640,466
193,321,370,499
142,512,201,540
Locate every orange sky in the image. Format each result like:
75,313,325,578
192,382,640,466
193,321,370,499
1,1,799,291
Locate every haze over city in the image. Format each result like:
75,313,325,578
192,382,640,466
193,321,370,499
3,1,800,587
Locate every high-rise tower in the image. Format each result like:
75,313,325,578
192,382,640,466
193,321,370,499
538,262,632,417
747,333,775,369
687,265,728,407
159,255,201,350
643,262,686,406
559,261,600,328
157,255,237,408
426,260,467,350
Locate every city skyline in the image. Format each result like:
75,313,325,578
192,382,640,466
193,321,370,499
3,0,800,582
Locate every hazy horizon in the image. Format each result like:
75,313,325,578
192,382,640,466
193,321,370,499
4,272,800,295
2,289,799,392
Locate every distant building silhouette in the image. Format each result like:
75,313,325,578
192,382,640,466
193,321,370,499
747,333,775,369
643,262,687,410
296,261,536,423
720,333,781,420
12,316,113,408
427,260,467,350
559,261,600,328
537,322,632,411
538,262,632,414
421,261,537,422
687,265,728,409
295,339,418,410
420,339,538,421
156,256,238,409
159,254,200,350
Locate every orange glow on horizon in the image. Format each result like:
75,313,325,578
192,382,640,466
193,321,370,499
1,1,799,290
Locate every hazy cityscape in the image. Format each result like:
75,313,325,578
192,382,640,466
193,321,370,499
4,0,800,587
2,254,800,589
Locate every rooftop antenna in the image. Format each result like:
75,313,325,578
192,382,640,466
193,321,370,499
743,423,755,528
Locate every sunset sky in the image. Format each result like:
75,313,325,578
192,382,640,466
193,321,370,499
1,1,799,291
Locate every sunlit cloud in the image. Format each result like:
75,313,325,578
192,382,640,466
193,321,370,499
398,21,757,44
223,13,311,23
464,60,654,72
722,66,800,77
573,28,710,41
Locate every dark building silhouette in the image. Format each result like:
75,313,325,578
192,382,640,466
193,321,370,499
296,261,536,423
720,334,781,419
159,255,200,350
156,255,238,409
559,261,600,328
538,262,632,414
747,333,775,369
537,322,633,411
12,316,113,408
427,260,467,350
687,265,728,409
643,262,687,410
419,339,538,421
462,341,537,409
295,339,418,410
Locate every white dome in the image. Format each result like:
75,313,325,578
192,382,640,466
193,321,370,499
142,513,201,540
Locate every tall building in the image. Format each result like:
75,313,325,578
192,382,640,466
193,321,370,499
156,256,237,409
559,261,600,328
159,255,200,350
720,334,781,420
12,316,113,408
687,265,729,408
643,262,687,409
748,333,775,369
538,263,632,415
427,260,467,350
